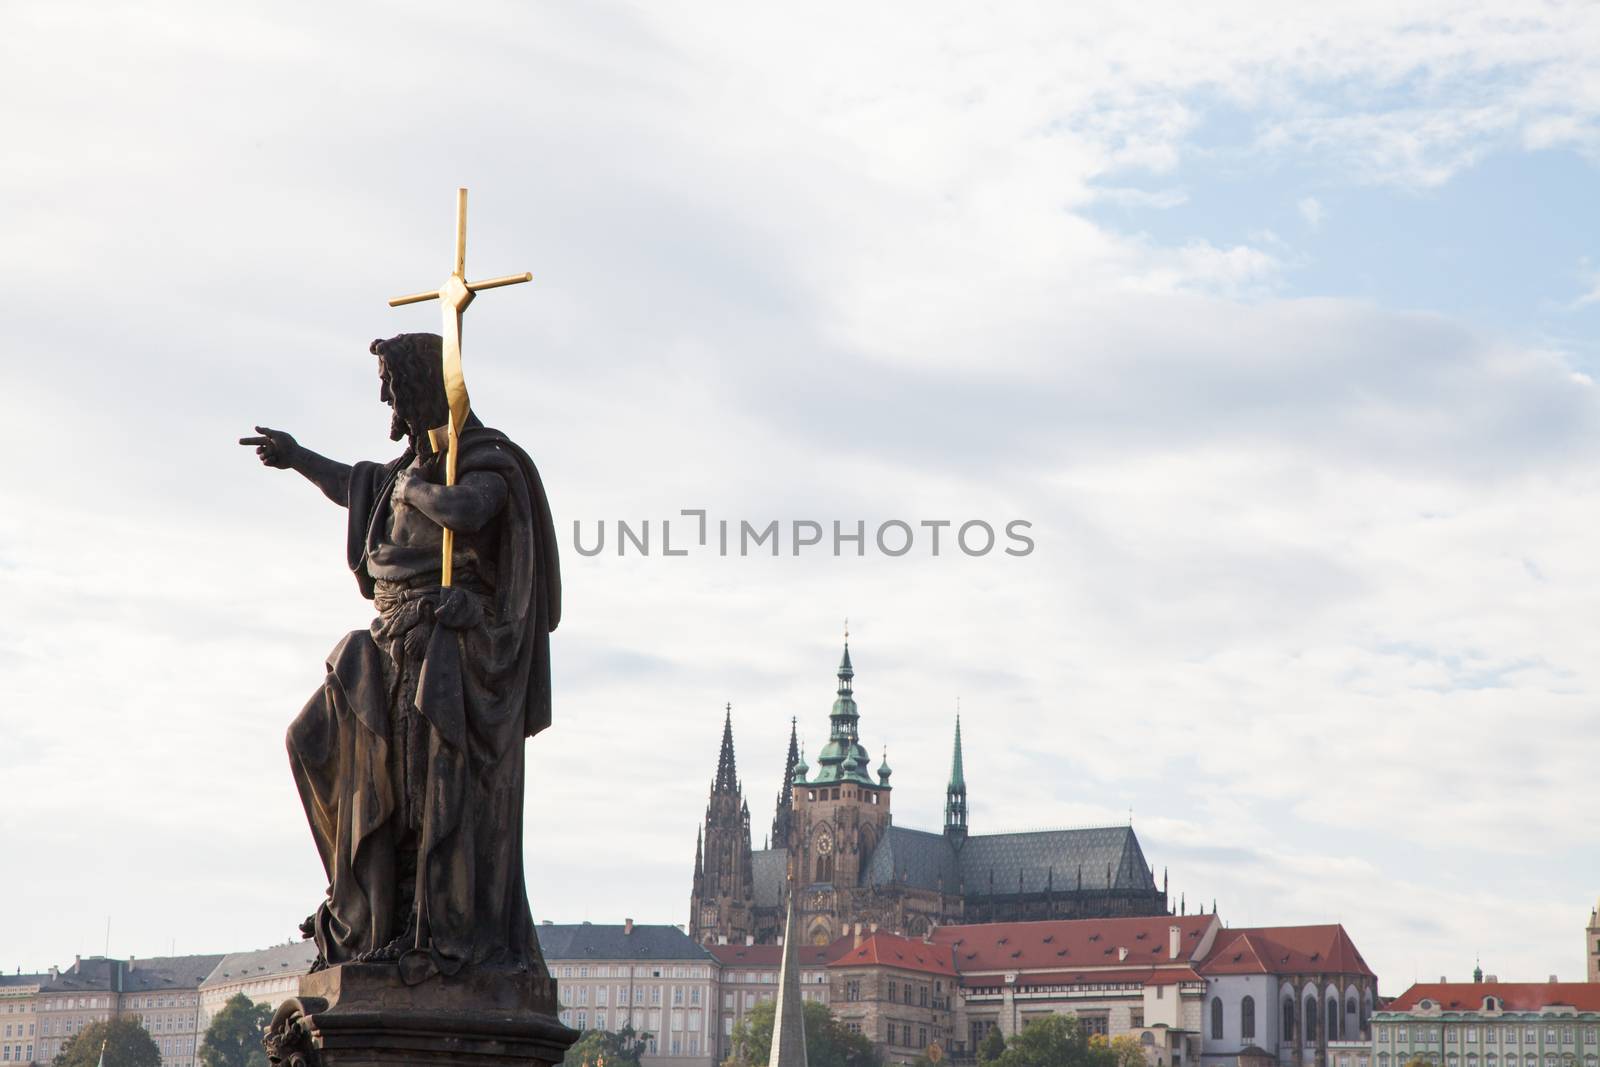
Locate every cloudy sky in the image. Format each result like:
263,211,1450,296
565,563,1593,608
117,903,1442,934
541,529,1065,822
4,0,1600,991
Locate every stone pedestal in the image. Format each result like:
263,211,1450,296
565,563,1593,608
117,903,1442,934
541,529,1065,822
265,963,578,1067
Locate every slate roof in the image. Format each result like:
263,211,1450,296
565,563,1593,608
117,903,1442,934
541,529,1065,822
39,954,225,994
200,943,318,989
1197,926,1373,978
123,954,227,993
752,848,789,908
863,827,959,891
1383,983,1600,1013
40,957,120,992
931,914,1219,973
536,924,713,962
860,825,1156,895
0,974,46,988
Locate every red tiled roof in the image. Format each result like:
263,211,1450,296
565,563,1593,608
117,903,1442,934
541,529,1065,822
961,966,1204,990
1387,984,1600,1013
930,915,1219,973
1197,926,1373,978
708,937,850,968
829,932,957,976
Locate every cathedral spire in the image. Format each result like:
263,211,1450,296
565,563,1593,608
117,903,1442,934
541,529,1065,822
772,717,800,846
814,631,871,784
944,714,968,849
714,702,738,795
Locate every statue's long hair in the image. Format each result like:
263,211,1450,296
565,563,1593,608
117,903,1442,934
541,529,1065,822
372,333,449,443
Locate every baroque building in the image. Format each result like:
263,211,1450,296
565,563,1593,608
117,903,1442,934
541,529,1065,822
689,639,1169,948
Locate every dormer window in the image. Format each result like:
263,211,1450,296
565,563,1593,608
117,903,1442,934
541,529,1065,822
1485,998,1498,1012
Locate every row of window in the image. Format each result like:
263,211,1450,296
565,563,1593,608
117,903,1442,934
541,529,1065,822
0,1046,33,1063
559,985,705,1008
1384,1027,1600,1046
553,965,709,980
884,1023,932,1049
0,1028,32,1040
1377,1055,1600,1067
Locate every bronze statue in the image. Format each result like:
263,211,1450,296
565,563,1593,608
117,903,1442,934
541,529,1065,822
242,331,560,986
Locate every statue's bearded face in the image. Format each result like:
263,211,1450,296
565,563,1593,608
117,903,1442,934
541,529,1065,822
378,359,414,443
371,334,448,447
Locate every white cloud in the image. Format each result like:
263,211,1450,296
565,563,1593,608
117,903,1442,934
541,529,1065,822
1299,195,1325,229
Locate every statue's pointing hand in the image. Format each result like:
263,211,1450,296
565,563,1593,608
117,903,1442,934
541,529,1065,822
240,426,299,469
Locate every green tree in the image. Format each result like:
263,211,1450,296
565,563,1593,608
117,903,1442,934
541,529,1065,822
993,1015,1098,1067
1103,1035,1149,1067
199,993,272,1067
561,1024,650,1067
53,1019,159,1067
977,1024,1007,1065
726,1000,879,1067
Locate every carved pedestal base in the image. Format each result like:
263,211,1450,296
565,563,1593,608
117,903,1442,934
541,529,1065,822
265,963,578,1067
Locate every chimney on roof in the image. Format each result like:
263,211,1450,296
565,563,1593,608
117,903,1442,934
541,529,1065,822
718,935,728,945
1550,975,1559,983
854,925,865,949
1170,925,1181,959
624,918,634,935
48,967,58,980
745,935,754,946
1487,975,1498,982
1119,947,1130,962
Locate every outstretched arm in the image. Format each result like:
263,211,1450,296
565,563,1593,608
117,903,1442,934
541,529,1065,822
239,426,353,506
394,468,507,533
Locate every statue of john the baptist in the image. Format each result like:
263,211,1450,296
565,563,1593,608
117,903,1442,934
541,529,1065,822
241,332,560,986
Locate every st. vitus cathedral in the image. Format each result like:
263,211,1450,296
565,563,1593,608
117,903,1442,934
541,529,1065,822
689,640,1170,947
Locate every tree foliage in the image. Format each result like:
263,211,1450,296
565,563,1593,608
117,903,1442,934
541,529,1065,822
1103,1035,1150,1067
562,1024,651,1067
199,993,272,1067
726,999,880,1067
977,1024,1007,1065
53,1019,159,1067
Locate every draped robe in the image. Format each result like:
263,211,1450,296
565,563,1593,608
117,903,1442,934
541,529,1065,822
286,421,560,984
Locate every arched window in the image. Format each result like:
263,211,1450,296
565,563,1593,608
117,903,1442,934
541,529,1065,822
1330,998,1341,1040
1307,999,1319,1042
1242,997,1256,1041
1212,998,1224,1040
1284,999,1297,1041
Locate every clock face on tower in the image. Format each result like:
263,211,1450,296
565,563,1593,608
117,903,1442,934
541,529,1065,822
808,890,830,911
815,827,834,855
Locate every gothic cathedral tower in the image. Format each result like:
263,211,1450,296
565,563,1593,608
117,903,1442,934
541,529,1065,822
783,639,896,945
690,705,756,945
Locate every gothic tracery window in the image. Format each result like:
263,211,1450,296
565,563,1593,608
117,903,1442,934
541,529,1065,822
1242,997,1256,1041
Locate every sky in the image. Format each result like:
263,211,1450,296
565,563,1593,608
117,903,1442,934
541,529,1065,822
2,0,1599,991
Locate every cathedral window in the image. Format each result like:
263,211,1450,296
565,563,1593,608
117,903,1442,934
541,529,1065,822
1212,998,1224,1040
1242,997,1256,1040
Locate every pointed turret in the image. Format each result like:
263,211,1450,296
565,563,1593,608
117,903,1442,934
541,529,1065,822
769,891,809,1067
814,636,873,784
715,703,738,795
692,705,755,945
944,715,968,849
773,718,801,846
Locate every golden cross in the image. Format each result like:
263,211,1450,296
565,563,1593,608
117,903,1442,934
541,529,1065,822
388,188,531,587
